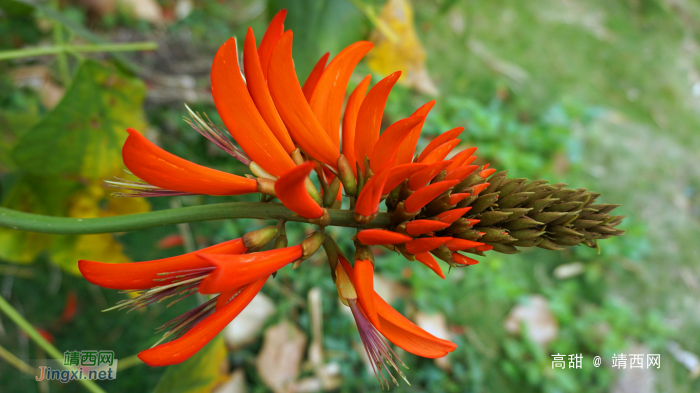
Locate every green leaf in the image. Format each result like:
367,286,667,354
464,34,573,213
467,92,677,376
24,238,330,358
268,0,369,79
152,335,229,393
12,60,147,180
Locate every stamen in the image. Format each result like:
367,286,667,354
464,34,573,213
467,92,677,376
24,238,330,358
348,299,410,389
183,104,251,165
105,174,197,198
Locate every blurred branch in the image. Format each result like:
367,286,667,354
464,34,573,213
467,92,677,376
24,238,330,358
0,342,36,375
0,296,106,393
0,42,159,61
0,203,390,235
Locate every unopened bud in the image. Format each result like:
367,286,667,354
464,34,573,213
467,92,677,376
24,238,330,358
337,155,357,197
323,176,341,208
509,228,546,241
497,178,527,198
490,243,520,254
502,217,543,230
477,211,513,226
335,263,357,304
243,226,279,252
291,148,305,165
482,171,508,195
498,192,534,209
293,231,326,268
469,193,500,215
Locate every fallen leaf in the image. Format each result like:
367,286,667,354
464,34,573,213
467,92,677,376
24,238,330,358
504,295,558,347
256,320,307,393
9,65,65,109
213,369,248,393
117,0,163,23
667,341,700,378
224,292,275,348
366,0,439,95
611,345,655,393
552,262,585,279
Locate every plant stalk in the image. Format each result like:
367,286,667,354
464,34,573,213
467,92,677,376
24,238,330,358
0,202,390,235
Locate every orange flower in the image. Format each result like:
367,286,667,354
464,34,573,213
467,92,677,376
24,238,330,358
95,7,508,384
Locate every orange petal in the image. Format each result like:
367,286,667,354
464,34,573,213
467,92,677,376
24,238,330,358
338,257,456,357
416,127,464,162
211,38,295,177
357,229,412,245
395,100,436,165
446,147,477,171
445,165,479,182
382,163,427,195
215,287,244,311
404,180,459,214
475,244,493,252
354,72,401,173
268,31,340,168
369,116,424,174
470,182,490,196
405,237,452,255
405,220,451,236
274,162,324,219
479,168,497,178
414,252,445,279
436,207,472,224
445,238,485,251
452,253,479,265
342,75,371,177
448,193,471,205
302,52,330,102
311,42,373,148
198,245,302,294
408,160,453,191
122,128,258,196
243,28,295,153
79,238,246,290
355,259,380,328
355,161,394,217
419,139,461,165
138,277,266,366
258,9,286,81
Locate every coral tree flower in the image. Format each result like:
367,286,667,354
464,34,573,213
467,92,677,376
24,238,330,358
84,6,625,388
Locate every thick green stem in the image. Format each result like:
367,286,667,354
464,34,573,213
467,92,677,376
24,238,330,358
0,202,390,235
0,296,107,393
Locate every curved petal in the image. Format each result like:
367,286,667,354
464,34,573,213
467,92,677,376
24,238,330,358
258,9,286,80
382,163,427,195
404,180,459,214
79,238,246,290
405,220,450,236
211,38,295,176
416,127,464,162
394,100,436,165
338,257,456,358
369,116,423,174
445,165,478,182
355,161,394,217
448,193,471,205
480,168,497,178
268,31,341,168
122,128,258,196
355,259,380,328
274,162,324,219
445,238,485,251
302,52,330,101
414,252,445,279
436,206,472,224
198,246,302,294
310,42,373,148
138,277,266,366
408,161,453,191
243,28,295,153
342,75,371,177
452,253,479,265
420,139,460,165
405,237,452,255
357,229,412,245
354,72,401,173
446,147,477,171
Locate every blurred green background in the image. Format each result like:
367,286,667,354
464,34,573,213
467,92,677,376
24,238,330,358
1,0,699,392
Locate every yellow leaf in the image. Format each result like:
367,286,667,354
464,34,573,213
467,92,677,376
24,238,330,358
50,233,131,275
366,0,438,95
